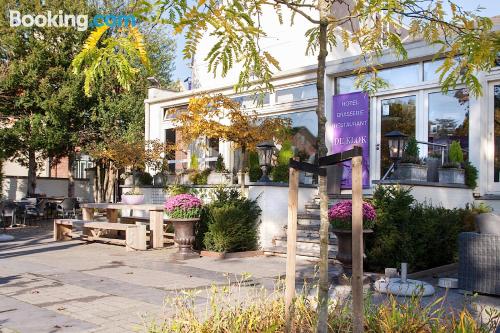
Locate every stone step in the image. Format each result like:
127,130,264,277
264,245,337,260
274,238,337,253
297,213,320,226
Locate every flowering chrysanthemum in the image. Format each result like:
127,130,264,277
328,200,376,229
164,194,203,219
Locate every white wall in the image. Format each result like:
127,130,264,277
2,176,93,202
248,185,317,249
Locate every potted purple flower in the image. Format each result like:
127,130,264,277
164,194,203,259
328,200,376,269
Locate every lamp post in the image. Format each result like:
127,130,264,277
256,141,275,182
384,130,408,161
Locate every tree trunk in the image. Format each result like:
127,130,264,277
96,161,103,203
316,10,330,333
240,146,247,195
27,149,37,197
105,163,116,202
67,152,75,198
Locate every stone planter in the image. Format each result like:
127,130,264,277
121,194,145,205
426,157,441,182
207,172,232,185
393,163,427,182
438,168,465,184
170,218,200,260
332,229,373,269
153,173,166,187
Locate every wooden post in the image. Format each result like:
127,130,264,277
106,209,118,223
150,210,164,248
82,207,94,221
317,174,329,333
285,165,299,332
351,154,364,333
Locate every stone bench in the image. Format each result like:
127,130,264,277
54,219,147,251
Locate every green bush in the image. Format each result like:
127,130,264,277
164,184,190,196
449,141,464,166
366,185,470,273
248,151,262,182
138,172,153,185
190,154,199,170
189,169,211,185
402,136,420,163
271,164,288,182
464,161,478,188
202,187,261,252
215,154,226,172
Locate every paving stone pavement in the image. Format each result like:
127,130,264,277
0,225,313,333
1,224,499,333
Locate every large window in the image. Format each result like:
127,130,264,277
336,75,359,94
377,64,420,88
423,59,445,81
275,84,317,104
279,111,318,163
380,95,417,175
233,94,270,108
428,89,469,159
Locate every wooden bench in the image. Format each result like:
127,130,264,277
54,219,147,251
121,217,175,246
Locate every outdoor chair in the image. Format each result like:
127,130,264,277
24,199,48,225
1,202,18,228
56,198,77,218
458,213,500,296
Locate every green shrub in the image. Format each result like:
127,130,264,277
271,164,288,182
138,172,153,185
190,154,199,170
402,136,420,163
277,140,294,165
366,185,469,273
449,141,464,166
164,184,190,196
464,161,478,188
248,151,262,182
189,169,211,185
215,154,226,172
203,187,261,252
146,281,499,333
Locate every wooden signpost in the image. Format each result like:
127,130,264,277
286,146,364,333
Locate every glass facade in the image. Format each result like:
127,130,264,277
336,75,359,94
380,95,417,175
494,85,500,182
428,89,469,160
423,59,445,81
275,84,317,103
377,64,420,88
233,94,270,108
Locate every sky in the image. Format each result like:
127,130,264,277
171,0,499,85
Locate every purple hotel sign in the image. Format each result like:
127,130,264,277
332,92,370,188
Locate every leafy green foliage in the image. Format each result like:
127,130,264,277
189,169,211,185
402,137,420,164
248,151,262,182
464,161,478,189
366,185,472,273
202,187,261,252
271,141,293,182
449,141,464,166
165,184,190,196
190,154,199,170
215,154,227,173
138,172,153,186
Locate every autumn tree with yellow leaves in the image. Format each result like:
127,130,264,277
167,94,291,191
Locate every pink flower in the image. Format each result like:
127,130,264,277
164,194,202,213
328,200,376,222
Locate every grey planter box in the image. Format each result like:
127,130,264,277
438,168,465,184
426,157,441,182
393,163,427,182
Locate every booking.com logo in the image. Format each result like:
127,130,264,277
9,10,137,31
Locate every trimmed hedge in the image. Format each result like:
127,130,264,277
366,185,474,273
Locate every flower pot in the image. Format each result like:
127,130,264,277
170,218,200,260
426,157,441,182
393,163,427,182
438,168,465,184
153,173,166,187
332,229,373,269
121,194,145,205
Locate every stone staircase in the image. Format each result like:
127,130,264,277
264,199,338,261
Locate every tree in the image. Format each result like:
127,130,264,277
75,1,498,330
167,94,291,192
0,0,93,196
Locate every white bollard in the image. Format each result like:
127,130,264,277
401,263,408,283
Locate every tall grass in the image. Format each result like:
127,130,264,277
144,276,499,333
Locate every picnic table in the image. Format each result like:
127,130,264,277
80,203,165,248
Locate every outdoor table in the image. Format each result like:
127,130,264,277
80,203,165,248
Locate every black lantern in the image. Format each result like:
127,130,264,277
256,141,275,182
384,131,408,160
